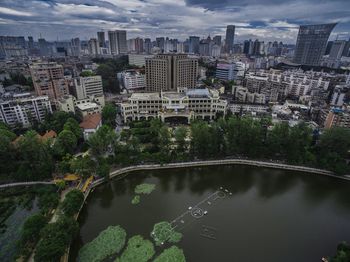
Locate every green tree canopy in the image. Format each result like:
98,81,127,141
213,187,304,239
64,118,82,140
54,130,78,156
102,103,117,128
88,125,117,158
61,189,84,216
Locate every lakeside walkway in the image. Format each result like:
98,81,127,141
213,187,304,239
0,181,54,189
90,159,350,189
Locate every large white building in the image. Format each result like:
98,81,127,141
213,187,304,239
0,93,52,127
74,76,104,100
128,54,152,67
121,70,145,91
121,88,227,123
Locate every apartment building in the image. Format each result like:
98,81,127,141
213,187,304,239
121,70,145,91
30,62,69,107
0,93,52,127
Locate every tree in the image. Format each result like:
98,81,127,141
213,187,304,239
16,130,54,181
88,125,117,158
61,189,84,216
102,103,117,128
190,121,212,158
80,71,95,77
174,126,188,157
317,128,350,174
54,130,77,156
35,216,78,262
20,213,47,244
96,158,111,179
70,155,96,178
0,125,16,179
63,118,82,140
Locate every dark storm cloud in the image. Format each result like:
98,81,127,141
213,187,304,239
0,0,348,42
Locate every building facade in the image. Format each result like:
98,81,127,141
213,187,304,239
225,25,235,54
108,30,127,55
74,75,104,100
0,93,52,127
30,62,69,107
145,54,198,92
121,70,145,91
121,88,227,123
293,23,337,66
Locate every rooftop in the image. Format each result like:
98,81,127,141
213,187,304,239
76,102,99,111
186,89,210,98
79,113,102,129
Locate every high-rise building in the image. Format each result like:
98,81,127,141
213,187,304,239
145,54,198,92
30,62,69,107
213,35,222,46
88,38,99,56
71,37,81,56
156,37,165,52
135,38,144,53
144,38,152,54
97,31,105,48
225,25,235,54
28,36,34,49
108,30,127,55
293,23,337,66
189,36,200,54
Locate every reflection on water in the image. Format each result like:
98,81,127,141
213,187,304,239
70,165,350,262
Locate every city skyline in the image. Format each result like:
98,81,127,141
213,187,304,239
0,0,349,43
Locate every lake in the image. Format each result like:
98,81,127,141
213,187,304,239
70,165,350,262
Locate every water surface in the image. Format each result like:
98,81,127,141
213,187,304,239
70,165,350,262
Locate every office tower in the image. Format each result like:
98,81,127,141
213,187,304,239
108,30,127,55
189,36,200,54
135,38,144,53
38,38,51,56
71,37,81,56
343,39,350,57
74,76,104,100
144,38,152,54
213,36,222,46
28,36,34,49
0,36,27,58
225,25,235,54
293,23,337,66
145,54,198,92
97,31,105,48
325,41,333,55
199,37,211,56
88,38,99,56
243,40,250,54
156,37,165,52
30,62,69,107
327,40,347,68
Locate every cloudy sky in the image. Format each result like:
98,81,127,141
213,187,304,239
0,0,349,43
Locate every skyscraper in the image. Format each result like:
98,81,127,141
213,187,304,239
189,36,200,54
213,35,222,46
225,25,235,54
145,54,198,92
97,31,105,48
108,30,127,55
88,38,99,56
293,23,337,66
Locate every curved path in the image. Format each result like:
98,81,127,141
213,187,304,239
0,181,54,189
90,159,350,189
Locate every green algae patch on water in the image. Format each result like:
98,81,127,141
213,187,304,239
78,225,126,262
131,195,140,205
153,246,186,262
115,235,155,262
134,183,156,195
150,221,183,246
